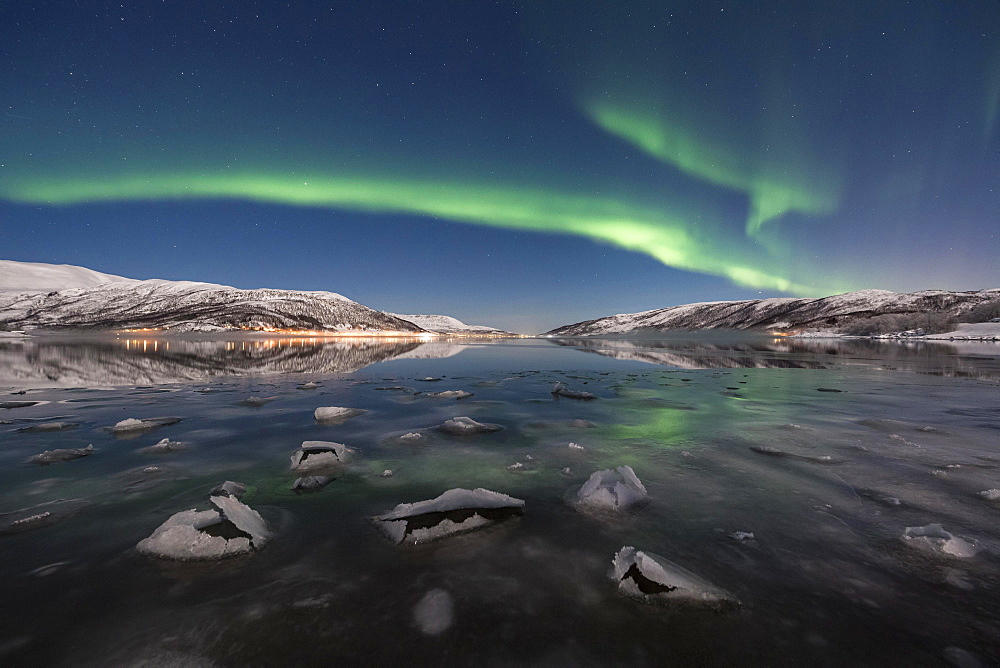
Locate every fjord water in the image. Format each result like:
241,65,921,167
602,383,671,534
2,336,999,665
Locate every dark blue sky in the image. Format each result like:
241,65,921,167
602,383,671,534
2,1,998,332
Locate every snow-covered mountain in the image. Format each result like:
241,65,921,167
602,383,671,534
386,313,510,335
545,289,1000,336
0,260,421,333
0,259,136,294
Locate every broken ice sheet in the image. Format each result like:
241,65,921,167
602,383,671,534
373,488,524,545
290,441,352,472
551,382,597,400
609,546,740,611
16,421,79,433
572,466,648,511
136,494,270,561
291,475,333,493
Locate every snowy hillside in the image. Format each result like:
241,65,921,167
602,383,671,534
545,289,1000,336
387,313,508,335
0,259,136,294
0,260,422,333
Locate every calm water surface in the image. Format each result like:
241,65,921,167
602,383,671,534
2,335,999,666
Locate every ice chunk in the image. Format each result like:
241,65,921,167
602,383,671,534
438,416,503,435
425,390,474,399
901,524,979,558
297,382,320,390
0,401,40,409
0,499,89,535
978,489,1000,501
139,437,185,454
399,432,425,442
291,475,333,493
109,416,182,433
28,444,94,465
413,589,454,635
551,382,597,400
729,531,756,543
314,406,366,422
210,481,246,499
137,496,270,561
16,421,78,433
373,488,524,545
239,396,278,407
290,440,351,472
573,466,648,511
567,442,585,450
378,469,394,477
609,546,740,611
417,377,442,382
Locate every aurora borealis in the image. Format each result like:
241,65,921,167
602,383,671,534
2,1,998,332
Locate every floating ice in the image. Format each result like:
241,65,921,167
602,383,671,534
0,401,40,409
314,406,366,422
399,432,425,442
29,444,94,465
567,442,585,450
417,377,442,382
239,396,278,407
139,437,185,454
291,475,332,493
378,469,394,477
573,466,648,511
297,382,319,390
373,488,524,545
425,390,474,399
109,417,182,433
16,421,78,433
978,489,1000,501
413,589,454,635
901,524,979,558
609,546,740,611
136,495,270,561
729,531,756,543
551,382,597,400
438,416,503,435
0,499,89,535
290,441,351,472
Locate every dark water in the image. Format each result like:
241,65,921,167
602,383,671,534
1,335,999,666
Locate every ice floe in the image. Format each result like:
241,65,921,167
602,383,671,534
424,390,474,399
437,416,503,435
108,417,182,433
551,382,597,400
609,546,740,611
238,396,278,407
572,466,648,511
978,489,1000,501
16,421,78,433
373,488,524,545
210,480,246,498
137,491,270,561
901,524,979,558
28,444,94,465
291,475,333,493
290,441,352,472
139,437,186,454
314,406,366,422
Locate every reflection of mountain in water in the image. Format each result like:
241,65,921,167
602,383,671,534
552,337,1000,379
0,337,457,387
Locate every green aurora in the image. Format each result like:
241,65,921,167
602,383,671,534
0,172,850,295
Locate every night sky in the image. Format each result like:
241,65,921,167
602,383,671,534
2,1,998,333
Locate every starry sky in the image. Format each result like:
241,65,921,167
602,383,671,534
2,1,998,333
